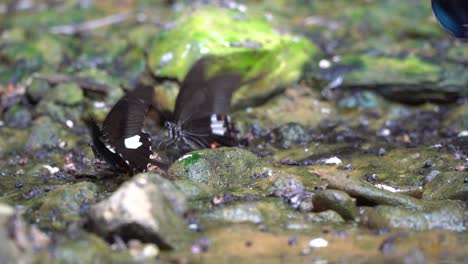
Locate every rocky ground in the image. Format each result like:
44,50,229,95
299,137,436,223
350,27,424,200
0,0,467,263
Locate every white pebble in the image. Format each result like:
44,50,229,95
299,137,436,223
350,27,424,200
43,165,59,174
457,130,468,137
318,59,331,69
324,156,342,165
65,120,74,128
309,238,328,248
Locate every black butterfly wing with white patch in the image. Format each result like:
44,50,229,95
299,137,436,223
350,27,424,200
99,83,154,173
86,119,131,172
114,131,153,174
180,114,238,149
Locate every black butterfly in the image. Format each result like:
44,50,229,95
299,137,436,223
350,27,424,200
159,57,242,154
88,56,244,172
87,73,177,174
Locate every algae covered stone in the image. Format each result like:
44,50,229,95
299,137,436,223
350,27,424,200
25,182,99,231
49,82,84,106
147,7,319,109
168,147,266,192
334,55,467,103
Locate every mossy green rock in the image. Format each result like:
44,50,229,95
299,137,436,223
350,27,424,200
25,116,78,150
51,231,136,264
50,83,84,106
203,202,264,224
25,182,98,231
337,55,467,103
168,147,265,192
313,190,358,221
3,104,31,128
361,203,466,231
27,76,51,103
422,172,468,201
148,8,319,109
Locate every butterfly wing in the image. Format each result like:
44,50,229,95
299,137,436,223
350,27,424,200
113,131,153,174
86,119,130,172
101,83,153,141
173,57,242,124
99,83,154,174
180,114,238,150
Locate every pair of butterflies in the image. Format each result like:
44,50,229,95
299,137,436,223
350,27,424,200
87,57,242,175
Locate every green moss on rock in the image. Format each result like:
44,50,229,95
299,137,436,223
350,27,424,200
168,147,267,192
148,7,319,109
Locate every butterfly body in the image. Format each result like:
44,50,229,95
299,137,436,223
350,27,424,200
160,57,242,154
165,113,238,151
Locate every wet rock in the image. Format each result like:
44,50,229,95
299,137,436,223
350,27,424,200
422,172,468,201
174,180,216,201
423,170,440,184
52,231,135,263
25,181,98,231
337,91,381,110
271,176,304,199
25,116,77,150
147,7,319,110
0,204,27,263
270,175,314,210
36,100,82,125
361,203,466,231
306,210,345,223
0,203,43,263
273,122,311,149
203,202,263,224
324,172,424,210
49,83,84,106
88,173,189,250
3,104,31,128
334,55,467,103
27,76,50,103
312,190,358,221
168,147,265,191
145,173,188,216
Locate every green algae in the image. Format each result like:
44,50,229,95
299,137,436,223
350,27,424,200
148,7,319,109
342,55,441,85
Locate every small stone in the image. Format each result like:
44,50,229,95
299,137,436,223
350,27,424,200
50,83,84,106
288,236,297,246
324,156,342,165
337,164,353,170
273,122,311,149
424,170,440,183
378,148,386,156
308,238,328,248
4,105,31,129
422,161,433,168
15,181,23,188
27,77,50,102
